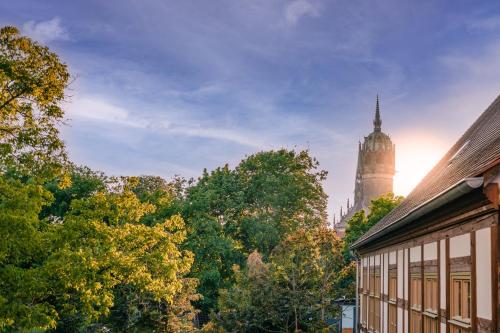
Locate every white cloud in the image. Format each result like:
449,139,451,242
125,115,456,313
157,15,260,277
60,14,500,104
284,0,320,25
65,95,269,148
66,97,147,128
22,17,69,43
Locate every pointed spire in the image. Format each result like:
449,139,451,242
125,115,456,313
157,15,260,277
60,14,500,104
373,94,382,132
340,206,343,217
347,198,350,209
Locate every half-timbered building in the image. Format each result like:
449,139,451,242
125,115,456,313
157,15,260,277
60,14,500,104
351,96,500,333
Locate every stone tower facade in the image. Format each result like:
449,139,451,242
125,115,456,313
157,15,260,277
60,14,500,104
334,96,395,236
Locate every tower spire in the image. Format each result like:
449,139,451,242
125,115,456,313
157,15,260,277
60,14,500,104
374,94,382,132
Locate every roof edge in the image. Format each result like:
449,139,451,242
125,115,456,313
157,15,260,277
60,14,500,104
350,177,484,250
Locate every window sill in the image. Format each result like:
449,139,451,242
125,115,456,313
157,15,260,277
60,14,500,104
388,299,396,305
449,319,471,329
423,311,438,318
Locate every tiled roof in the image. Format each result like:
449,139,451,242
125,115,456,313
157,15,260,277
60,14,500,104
352,95,500,249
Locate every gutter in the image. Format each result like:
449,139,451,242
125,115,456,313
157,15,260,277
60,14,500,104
351,177,484,250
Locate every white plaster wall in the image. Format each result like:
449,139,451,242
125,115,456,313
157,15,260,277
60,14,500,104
364,256,368,267
440,240,446,309
450,233,470,258
375,254,380,266
424,242,438,261
397,250,404,298
404,249,408,301
389,251,396,264
383,253,389,294
440,322,446,333
410,245,421,262
476,227,492,320
397,308,403,333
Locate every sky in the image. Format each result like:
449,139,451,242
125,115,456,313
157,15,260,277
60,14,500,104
2,0,500,222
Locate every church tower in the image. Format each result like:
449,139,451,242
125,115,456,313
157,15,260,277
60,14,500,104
334,96,395,236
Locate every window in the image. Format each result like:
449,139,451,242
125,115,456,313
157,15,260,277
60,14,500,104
374,270,381,297
423,274,438,333
389,273,397,301
424,274,438,313
410,274,422,333
368,267,381,332
410,275,422,310
388,267,397,333
450,273,471,325
363,266,368,291
388,303,397,333
361,264,369,328
362,294,368,327
369,297,375,331
374,297,381,333
369,267,375,294
424,316,439,333
374,269,381,332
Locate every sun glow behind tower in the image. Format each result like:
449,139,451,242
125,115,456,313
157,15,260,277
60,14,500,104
393,131,449,196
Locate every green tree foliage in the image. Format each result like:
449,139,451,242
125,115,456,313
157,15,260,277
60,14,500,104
184,150,328,315
183,166,245,313
343,193,404,256
235,150,328,255
40,164,109,219
214,228,348,333
0,176,198,332
0,177,56,331
132,175,189,226
0,26,69,180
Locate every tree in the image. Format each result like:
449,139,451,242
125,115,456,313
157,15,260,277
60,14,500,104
40,164,109,220
183,216,243,315
183,150,329,316
235,149,328,255
343,193,404,256
131,175,189,226
215,228,347,333
48,178,198,332
0,26,70,181
0,177,56,331
0,176,198,332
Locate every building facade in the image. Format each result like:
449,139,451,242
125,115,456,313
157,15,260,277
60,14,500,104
335,96,396,235
351,96,500,333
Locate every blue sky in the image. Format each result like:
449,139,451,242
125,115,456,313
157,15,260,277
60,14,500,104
2,0,500,221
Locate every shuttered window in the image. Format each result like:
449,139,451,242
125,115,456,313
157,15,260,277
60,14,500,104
423,274,439,333
410,275,422,333
449,273,471,333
